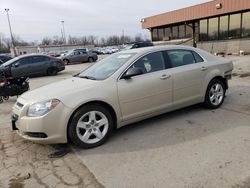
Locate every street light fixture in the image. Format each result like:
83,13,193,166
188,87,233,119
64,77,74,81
61,20,66,44
4,8,17,56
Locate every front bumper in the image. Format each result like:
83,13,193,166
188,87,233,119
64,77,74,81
11,99,72,144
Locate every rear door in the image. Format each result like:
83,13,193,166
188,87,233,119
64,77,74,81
29,56,50,75
165,49,207,107
79,51,88,62
117,51,173,121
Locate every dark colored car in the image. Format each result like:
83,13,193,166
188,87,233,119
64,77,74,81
125,41,154,50
61,49,98,65
0,54,12,64
0,54,65,78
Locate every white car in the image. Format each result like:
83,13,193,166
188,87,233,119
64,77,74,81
12,45,233,148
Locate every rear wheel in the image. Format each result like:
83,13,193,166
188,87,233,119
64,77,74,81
68,104,113,148
88,57,94,63
203,79,225,109
0,97,3,103
47,68,58,76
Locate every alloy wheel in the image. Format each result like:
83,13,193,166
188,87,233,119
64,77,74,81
76,111,109,144
209,83,224,106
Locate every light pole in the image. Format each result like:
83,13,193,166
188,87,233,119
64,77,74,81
61,20,66,44
4,8,17,56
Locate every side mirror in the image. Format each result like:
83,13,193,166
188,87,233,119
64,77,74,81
14,62,19,67
123,67,143,79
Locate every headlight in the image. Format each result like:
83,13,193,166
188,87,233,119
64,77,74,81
27,99,60,117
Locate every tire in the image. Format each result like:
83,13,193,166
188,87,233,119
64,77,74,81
0,97,3,103
68,104,114,148
88,57,94,63
47,68,58,76
63,59,70,65
203,79,226,109
3,96,9,101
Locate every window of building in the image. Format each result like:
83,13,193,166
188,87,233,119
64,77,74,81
158,28,164,41
179,25,186,38
242,12,250,38
229,13,241,39
208,17,218,40
152,28,158,41
186,25,193,38
199,19,208,41
172,26,179,39
219,15,229,40
164,27,171,40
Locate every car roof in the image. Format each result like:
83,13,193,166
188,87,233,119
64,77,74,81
16,54,50,59
119,45,197,54
118,45,218,61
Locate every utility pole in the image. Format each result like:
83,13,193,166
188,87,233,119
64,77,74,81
4,8,17,56
61,21,66,44
122,29,124,44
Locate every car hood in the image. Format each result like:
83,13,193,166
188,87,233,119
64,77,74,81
21,77,99,104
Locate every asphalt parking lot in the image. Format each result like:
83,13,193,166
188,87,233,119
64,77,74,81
0,55,250,188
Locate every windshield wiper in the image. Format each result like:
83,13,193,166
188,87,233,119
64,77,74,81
79,76,97,80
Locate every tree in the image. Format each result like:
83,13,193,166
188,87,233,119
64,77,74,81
41,37,52,45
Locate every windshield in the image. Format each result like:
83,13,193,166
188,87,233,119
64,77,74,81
65,50,74,56
124,44,133,50
1,57,19,66
78,53,135,80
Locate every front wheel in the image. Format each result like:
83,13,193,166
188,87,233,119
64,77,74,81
203,79,226,109
3,96,9,101
63,59,70,65
68,104,114,148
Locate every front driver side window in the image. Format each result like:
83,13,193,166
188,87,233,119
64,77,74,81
14,57,31,67
132,51,165,74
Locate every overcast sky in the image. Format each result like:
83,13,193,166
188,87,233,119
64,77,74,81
1,0,208,42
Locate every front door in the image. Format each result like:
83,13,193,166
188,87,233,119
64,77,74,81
11,57,32,77
117,51,173,121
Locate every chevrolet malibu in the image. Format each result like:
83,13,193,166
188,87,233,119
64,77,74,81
12,45,233,148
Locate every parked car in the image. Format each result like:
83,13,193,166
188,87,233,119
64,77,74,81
125,41,154,50
11,45,233,148
0,54,12,64
61,50,98,64
0,54,65,78
91,48,104,55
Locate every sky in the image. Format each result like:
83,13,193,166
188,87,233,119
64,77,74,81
0,0,208,42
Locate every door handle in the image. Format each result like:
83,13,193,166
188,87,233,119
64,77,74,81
160,74,171,80
201,66,208,71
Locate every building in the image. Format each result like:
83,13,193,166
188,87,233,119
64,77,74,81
141,0,250,54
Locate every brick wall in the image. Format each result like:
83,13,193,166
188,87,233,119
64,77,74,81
197,39,250,54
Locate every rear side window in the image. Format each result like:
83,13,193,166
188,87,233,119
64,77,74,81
167,50,197,68
192,51,204,63
32,56,48,63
